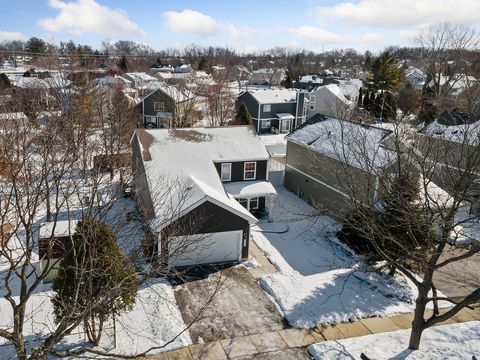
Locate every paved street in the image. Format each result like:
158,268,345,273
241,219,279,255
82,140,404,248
433,247,480,302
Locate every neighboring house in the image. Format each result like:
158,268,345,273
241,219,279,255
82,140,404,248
149,65,174,76
38,220,78,283
236,88,307,134
284,114,397,220
405,66,426,90
306,84,354,119
96,75,132,89
427,74,477,97
137,83,189,128
417,110,480,212
175,64,193,73
121,72,158,90
131,126,276,267
227,65,251,82
249,68,286,86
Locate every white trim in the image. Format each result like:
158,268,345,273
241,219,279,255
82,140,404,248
249,197,259,209
244,161,257,180
220,162,232,182
286,163,350,198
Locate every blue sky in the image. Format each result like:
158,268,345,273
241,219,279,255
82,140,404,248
1,0,480,53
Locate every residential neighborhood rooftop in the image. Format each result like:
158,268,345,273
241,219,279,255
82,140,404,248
287,115,396,170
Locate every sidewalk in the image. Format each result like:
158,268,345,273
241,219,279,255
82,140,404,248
149,243,480,359
150,306,480,359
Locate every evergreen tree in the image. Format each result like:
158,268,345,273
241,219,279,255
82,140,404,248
26,37,47,54
363,89,371,111
235,103,252,125
370,51,402,91
198,56,209,71
357,87,363,108
117,55,128,73
52,216,137,345
283,72,293,88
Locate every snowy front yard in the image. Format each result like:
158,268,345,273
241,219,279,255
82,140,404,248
0,279,191,357
308,321,480,359
252,187,440,328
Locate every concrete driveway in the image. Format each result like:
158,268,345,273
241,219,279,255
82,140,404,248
174,267,287,343
433,247,480,302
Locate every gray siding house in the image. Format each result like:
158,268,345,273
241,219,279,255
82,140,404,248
284,114,396,220
415,111,480,212
131,126,276,267
237,89,307,134
137,84,188,128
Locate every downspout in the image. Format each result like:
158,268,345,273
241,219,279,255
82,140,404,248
257,100,261,133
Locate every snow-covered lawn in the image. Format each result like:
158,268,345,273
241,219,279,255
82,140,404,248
308,321,480,359
0,280,191,357
253,187,444,328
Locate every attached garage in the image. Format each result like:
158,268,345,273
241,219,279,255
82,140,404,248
158,198,255,268
169,230,243,267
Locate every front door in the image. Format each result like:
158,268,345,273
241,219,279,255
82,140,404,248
280,119,291,133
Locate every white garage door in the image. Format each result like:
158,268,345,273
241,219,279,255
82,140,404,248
169,230,243,267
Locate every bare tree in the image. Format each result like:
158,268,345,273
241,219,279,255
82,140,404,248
0,77,225,359
204,72,235,127
314,117,480,350
417,23,479,100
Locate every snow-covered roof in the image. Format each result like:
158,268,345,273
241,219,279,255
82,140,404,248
299,75,323,84
97,75,132,87
16,77,48,89
276,113,295,120
224,180,277,198
134,127,268,228
0,112,28,121
421,119,480,145
39,220,79,239
287,116,396,170
123,72,157,82
246,88,298,104
140,82,189,103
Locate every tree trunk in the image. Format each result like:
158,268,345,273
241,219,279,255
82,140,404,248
388,265,396,276
408,286,428,350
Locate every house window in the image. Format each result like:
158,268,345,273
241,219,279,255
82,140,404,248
309,95,316,110
263,104,271,112
237,197,258,210
238,198,248,209
261,120,271,129
220,163,232,182
154,102,165,111
244,162,256,180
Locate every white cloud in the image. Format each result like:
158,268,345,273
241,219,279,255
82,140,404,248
39,0,144,36
295,26,352,44
0,31,25,41
315,0,480,28
163,9,254,40
360,32,386,48
163,9,220,37
227,24,254,40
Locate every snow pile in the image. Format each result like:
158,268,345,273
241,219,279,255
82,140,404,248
308,321,480,360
